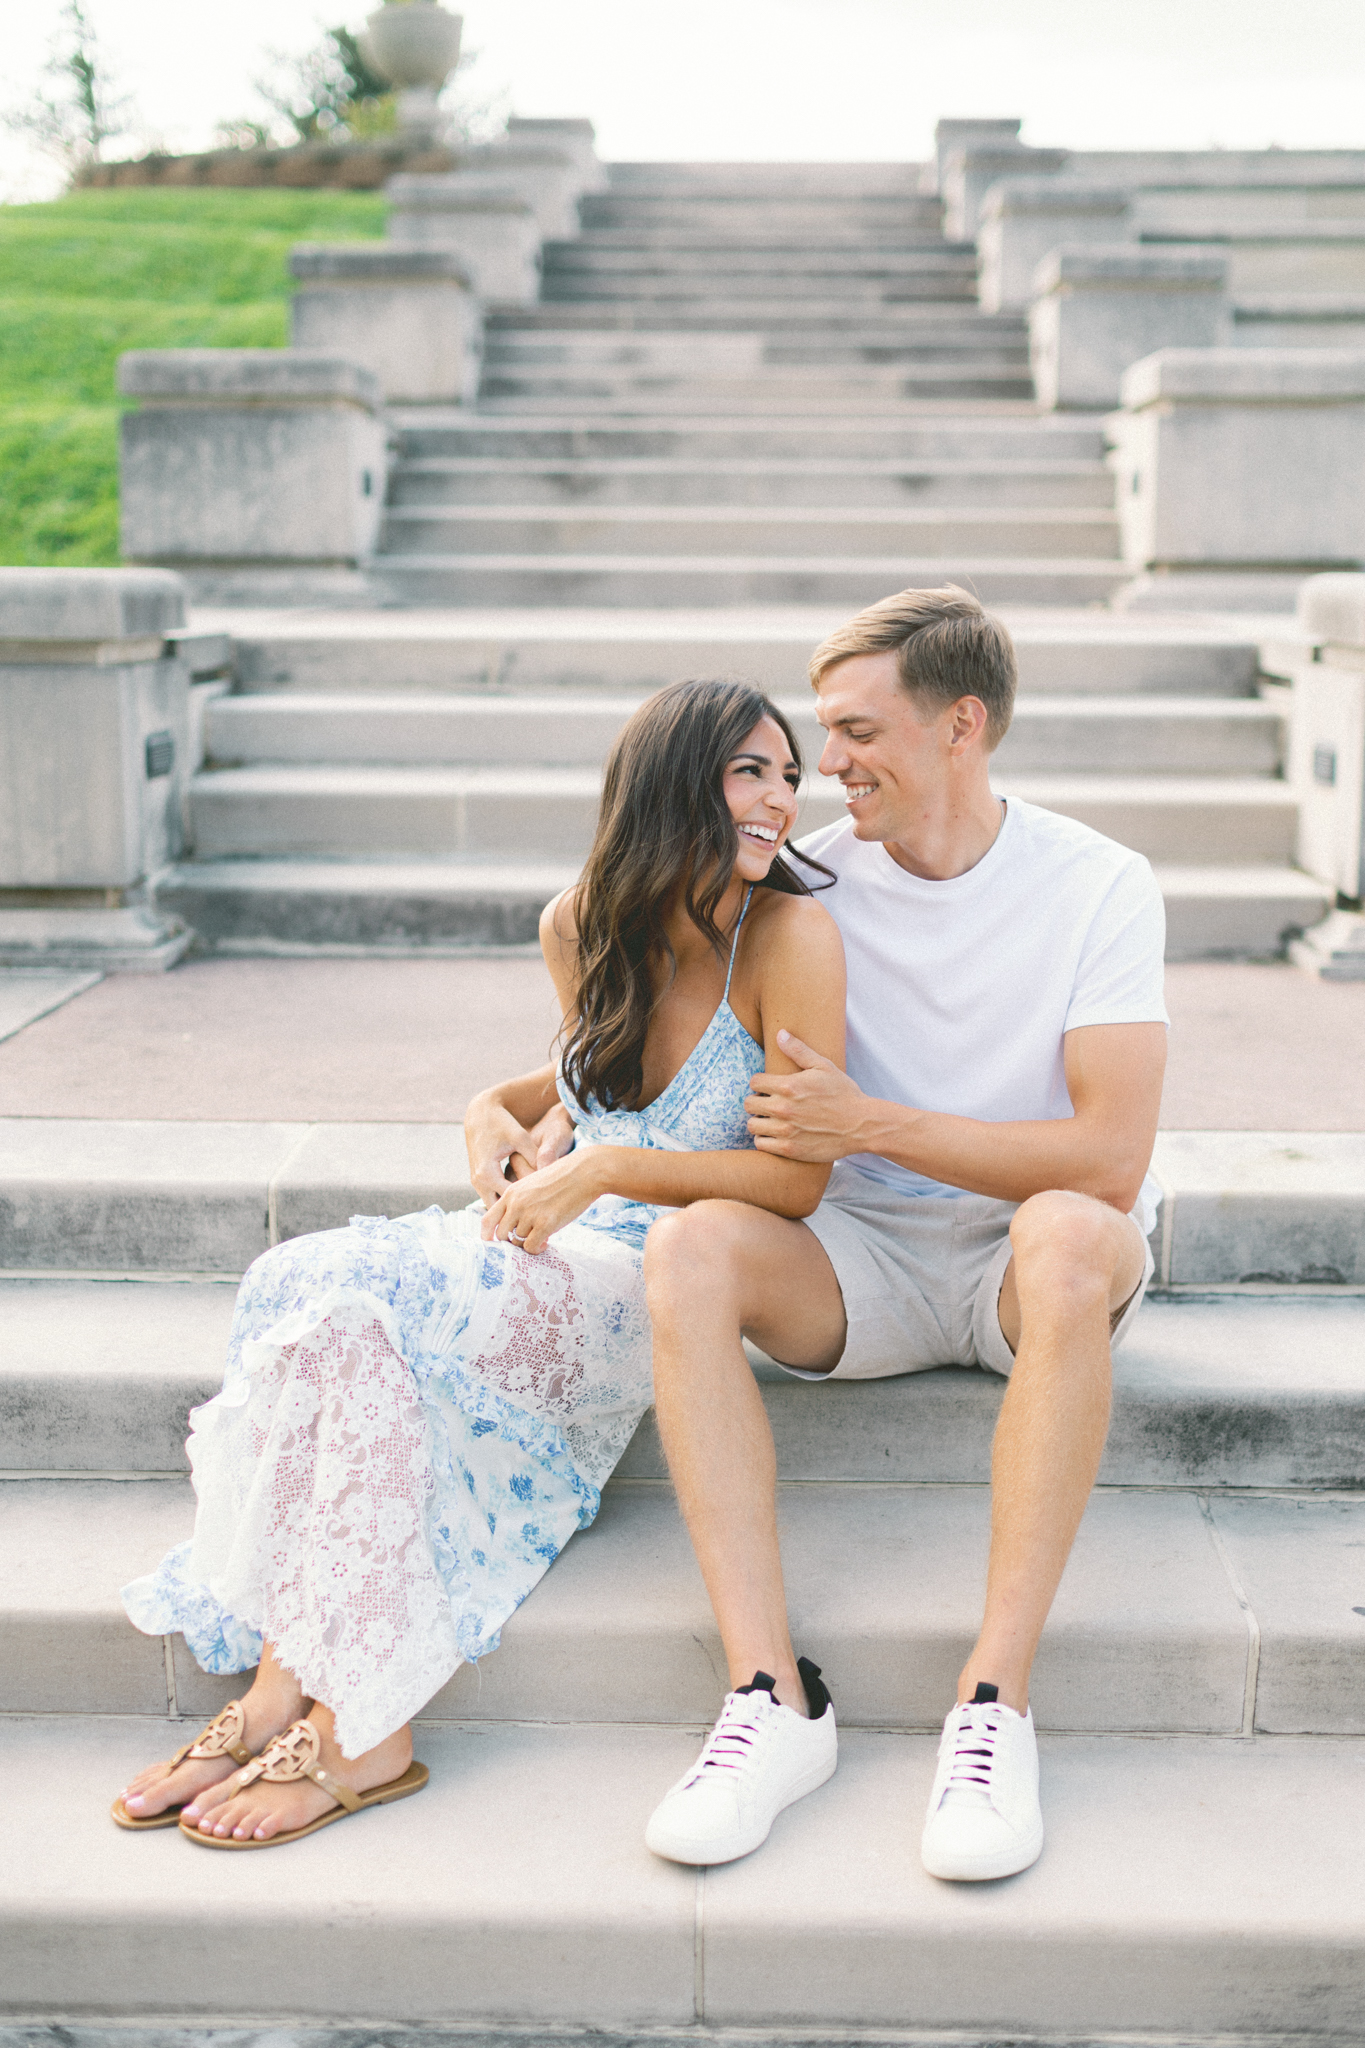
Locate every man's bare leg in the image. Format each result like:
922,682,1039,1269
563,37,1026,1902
644,1199,846,1717
958,1189,1150,1713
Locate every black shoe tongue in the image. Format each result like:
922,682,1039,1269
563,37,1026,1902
736,1671,778,1696
971,1682,1000,1704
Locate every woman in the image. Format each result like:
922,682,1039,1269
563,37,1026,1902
114,677,846,1849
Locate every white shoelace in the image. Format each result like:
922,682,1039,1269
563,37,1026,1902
684,1689,778,1785
942,1700,1004,1808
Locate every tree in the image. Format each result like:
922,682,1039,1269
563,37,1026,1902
2,1,136,172
250,27,394,145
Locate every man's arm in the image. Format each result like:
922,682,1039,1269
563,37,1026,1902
745,1020,1167,1214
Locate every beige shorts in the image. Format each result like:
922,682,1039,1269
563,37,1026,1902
782,1161,1155,1382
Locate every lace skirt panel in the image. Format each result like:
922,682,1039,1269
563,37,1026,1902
122,1203,654,1757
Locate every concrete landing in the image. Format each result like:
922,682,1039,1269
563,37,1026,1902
0,956,1361,1130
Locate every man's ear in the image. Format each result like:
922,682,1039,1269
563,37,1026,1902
948,695,990,752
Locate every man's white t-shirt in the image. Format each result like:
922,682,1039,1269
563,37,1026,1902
796,797,1169,1229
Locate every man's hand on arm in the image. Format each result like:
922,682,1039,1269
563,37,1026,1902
746,1021,1166,1212
745,1031,890,1163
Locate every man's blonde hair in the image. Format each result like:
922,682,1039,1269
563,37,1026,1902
808,584,1017,749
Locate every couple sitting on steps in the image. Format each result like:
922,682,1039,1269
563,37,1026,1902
114,583,1168,1884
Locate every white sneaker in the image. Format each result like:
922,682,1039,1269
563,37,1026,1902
646,1658,837,1866
921,1684,1044,1881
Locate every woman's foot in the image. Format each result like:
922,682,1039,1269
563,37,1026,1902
119,1670,306,1823
183,1708,413,1843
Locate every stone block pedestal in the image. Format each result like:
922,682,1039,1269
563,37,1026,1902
979,181,1132,314
942,143,1069,243
290,244,481,403
1286,575,1365,978
118,351,386,605
0,569,197,971
926,118,1021,196
385,178,541,303
1030,246,1228,410
506,116,605,193
1109,349,1365,611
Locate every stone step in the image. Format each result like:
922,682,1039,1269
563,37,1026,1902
368,554,1126,607
1159,863,1332,959
483,332,769,370
6,1280,1363,1491
540,279,980,306
185,765,1293,865
377,507,1120,562
483,336,1031,371
605,160,933,195
477,369,1035,407
203,694,1282,780
2,1120,1361,1283
207,609,1259,700
7,1469,1360,1733
389,416,1107,461
763,340,1028,369
11,1719,1364,2037
152,856,1328,960
575,198,957,233
491,305,1027,336
536,294,985,324
543,244,976,275
386,457,1116,509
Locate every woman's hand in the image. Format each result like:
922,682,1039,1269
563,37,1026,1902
480,1148,608,1254
464,1098,543,1207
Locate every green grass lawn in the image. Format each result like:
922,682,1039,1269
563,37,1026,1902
0,187,386,567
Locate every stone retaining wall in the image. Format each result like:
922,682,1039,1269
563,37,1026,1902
77,139,464,191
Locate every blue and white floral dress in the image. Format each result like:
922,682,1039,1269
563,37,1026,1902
123,898,765,1758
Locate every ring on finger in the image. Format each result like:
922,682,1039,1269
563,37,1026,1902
508,1229,527,1246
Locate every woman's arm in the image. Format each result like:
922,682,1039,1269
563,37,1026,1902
483,895,848,1251
463,1064,561,1205
463,889,580,1203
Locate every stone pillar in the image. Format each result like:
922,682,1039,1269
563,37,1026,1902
440,146,584,239
507,116,606,194
978,180,1133,313
385,178,541,303
289,245,481,403
1287,574,1365,979
1030,247,1228,409
942,144,1069,243
0,568,196,970
118,351,386,604
1109,348,1365,611
927,118,1022,196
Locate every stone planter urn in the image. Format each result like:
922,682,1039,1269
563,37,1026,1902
362,3,462,87
360,3,463,139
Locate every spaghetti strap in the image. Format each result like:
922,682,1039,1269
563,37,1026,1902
722,886,755,1003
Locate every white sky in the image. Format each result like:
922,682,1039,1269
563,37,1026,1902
3,0,1365,202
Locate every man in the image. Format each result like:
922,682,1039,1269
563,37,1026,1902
641,584,1168,1882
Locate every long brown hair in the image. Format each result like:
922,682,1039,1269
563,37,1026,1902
560,677,829,1113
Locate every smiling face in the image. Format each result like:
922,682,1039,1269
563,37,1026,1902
722,714,802,881
814,651,987,847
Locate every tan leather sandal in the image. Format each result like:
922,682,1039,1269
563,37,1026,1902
111,1698,258,1830
178,1718,428,1848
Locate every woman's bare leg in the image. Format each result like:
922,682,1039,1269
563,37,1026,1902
119,1641,307,1820
183,1693,413,1842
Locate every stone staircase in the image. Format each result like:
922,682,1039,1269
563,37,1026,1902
156,611,1328,959
4,1118,1365,2033
151,158,1332,960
